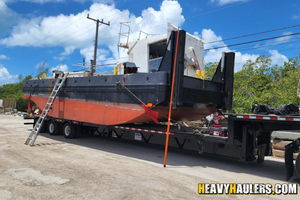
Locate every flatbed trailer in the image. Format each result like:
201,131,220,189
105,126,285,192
27,112,300,181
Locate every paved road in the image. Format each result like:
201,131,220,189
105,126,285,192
0,114,299,200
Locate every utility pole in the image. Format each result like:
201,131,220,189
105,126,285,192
87,14,110,76
83,58,85,71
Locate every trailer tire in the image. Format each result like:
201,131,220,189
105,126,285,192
257,148,265,163
256,144,267,163
63,122,76,139
48,120,60,135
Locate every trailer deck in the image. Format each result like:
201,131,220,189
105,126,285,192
26,112,300,180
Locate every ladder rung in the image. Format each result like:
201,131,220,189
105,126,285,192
25,75,66,146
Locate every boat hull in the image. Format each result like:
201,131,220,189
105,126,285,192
22,94,219,125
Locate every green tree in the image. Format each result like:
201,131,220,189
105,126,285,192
266,54,300,106
0,75,33,111
232,55,272,113
0,61,49,112
204,62,218,80
232,54,300,113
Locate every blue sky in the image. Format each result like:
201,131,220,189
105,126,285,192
0,0,300,85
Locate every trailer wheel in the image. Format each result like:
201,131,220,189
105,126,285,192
63,123,76,139
48,120,60,135
257,148,265,163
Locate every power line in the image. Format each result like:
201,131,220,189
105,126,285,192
96,56,128,63
204,45,300,63
50,24,95,46
204,32,300,51
204,43,300,63
204,35,300,58
235,43,300,54
205,24,300,44
234,37,300,52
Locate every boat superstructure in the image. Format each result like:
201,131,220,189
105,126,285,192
23,24,235,125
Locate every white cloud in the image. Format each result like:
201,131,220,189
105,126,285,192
54,46,76,61
201,28,259,71
17,0,65,3
0,0,19,37
210,0,247,6
193,31,201,39
268,49,288,66
35,61,48,69
80,46,110,62
265,31,293,47
91,0,114,3
234,52,259,71
2,0,113,3
0,0,184,64
0,54,9,59
0,63,18,85
275,32,293,44
292,15,299,19
51,64,68,72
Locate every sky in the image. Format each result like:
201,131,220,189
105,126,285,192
1,0,300,85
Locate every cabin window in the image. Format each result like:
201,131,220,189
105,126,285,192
149,39,167,72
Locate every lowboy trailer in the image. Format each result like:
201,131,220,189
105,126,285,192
28,112,300,181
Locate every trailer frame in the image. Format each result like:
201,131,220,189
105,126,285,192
27,113,300,180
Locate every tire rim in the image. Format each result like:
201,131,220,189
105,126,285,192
49,123,54,133
64,125,70,136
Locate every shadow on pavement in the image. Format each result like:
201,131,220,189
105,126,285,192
37,131,300,184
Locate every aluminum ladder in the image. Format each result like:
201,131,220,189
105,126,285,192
25,71,68,146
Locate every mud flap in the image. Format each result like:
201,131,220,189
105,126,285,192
285,144,294,181
284,138,300,180
296,152,300,178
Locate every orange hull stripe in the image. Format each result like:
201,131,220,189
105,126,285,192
23,95,154,125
